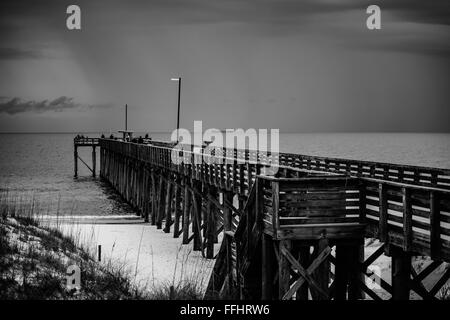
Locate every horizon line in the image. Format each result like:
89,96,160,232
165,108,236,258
1,131,450,134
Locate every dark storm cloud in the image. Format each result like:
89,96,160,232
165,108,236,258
0,0,448,26
379,0,450,26
0,0,449,132
0,47,46,60
1,0,448,56
158,0,450,26
0,96,113,115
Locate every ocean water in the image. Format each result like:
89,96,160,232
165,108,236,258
0,133,449,216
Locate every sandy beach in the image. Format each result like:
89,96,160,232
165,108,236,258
52,215,218,294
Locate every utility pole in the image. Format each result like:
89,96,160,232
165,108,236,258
177,78,181,141
171,77,181,141
125,104,128,131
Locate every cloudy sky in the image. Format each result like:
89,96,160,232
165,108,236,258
0,0,449,133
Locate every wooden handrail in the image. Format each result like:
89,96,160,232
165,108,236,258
99,138,450,189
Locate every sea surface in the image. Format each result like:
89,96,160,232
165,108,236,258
1,133,449,216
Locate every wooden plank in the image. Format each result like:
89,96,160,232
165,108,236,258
279,208,359,217
272,182,280,235
379,183,388,243
280,199,358,208
402,187,413,252
280,190,358,200
279,216,361,225
430,191,441,260
276,224,365,240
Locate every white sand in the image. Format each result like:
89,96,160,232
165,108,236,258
44,217,448,299
51,216,217,294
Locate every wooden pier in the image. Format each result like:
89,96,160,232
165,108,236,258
74,137,99,177
75,136,450,300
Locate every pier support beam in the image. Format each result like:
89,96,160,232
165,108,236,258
156,174,166,229
311,238,330,300
182,178,192,244
143,168,150,222
293,244,310,300
164,178,173,233
74,146,78,177
348,239,365,300
261,233,276,300
92,146,96,177
334,239,363,300
150,170,157,225
192,181,203,251
390,245,411,300
278,240,292,299
173,179,182,238
206,185,218,258
223,191,234,232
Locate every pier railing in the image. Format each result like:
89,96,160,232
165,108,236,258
97,137,450,299
74,137,99,146
279,153,450,190
361,178,450,261
100,138,450,189
98,138,450,260
260,176,365,240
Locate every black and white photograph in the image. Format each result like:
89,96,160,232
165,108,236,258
1,0,450,314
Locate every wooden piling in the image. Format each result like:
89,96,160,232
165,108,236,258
334,243,349,300
74,146,78,177
261,233,275,300
206,185,218,258
391,245,411,300
192,181,202,251
173,179,182,238
223,191,234,232
151,170,157,225
92,146,96,177
182,178,192,244
164,180,173,233
156,174,166,229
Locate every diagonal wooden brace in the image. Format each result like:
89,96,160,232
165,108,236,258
280,242,331,300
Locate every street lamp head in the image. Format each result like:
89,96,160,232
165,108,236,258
171,78,180,81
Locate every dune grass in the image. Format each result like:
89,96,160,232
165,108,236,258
0,190,205,300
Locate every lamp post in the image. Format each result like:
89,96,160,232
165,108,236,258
125,104,128,131
171,77,181,142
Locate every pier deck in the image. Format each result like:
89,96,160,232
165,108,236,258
74,136,450,300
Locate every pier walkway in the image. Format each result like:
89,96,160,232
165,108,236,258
74,136,450,300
